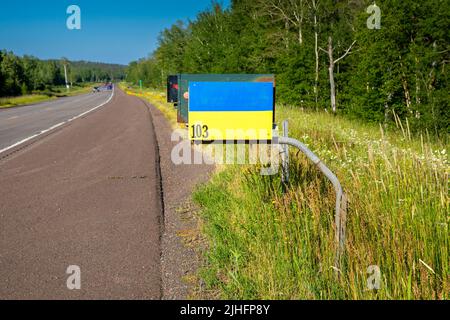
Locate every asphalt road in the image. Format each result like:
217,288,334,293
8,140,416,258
0,88,163,299
0,91,112,152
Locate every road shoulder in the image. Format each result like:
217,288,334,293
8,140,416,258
134,96,214,299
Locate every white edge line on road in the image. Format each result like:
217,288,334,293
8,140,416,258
0,86,115,156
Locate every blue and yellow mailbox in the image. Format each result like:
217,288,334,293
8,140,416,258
188,81,274,141
167,74,275,142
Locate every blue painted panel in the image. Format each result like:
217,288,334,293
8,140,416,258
189,82,273,112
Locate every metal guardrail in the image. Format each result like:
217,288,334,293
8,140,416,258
277,121,347,273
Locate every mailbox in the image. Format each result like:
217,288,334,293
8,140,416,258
167,74,275,142
167,75,179,103
189,81,274,141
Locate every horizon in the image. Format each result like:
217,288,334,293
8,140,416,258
0,0,231,65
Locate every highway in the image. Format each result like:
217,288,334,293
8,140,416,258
0,89,163,299
0,91,112,153
0,87,213,299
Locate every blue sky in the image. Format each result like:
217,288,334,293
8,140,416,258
0,0,231,65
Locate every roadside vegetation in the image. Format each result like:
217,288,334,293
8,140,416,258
0,50,126,107
0,83,97,108
193,107,448,300
126,0,449,137
0,94,56,109
127,87,448,299
123,0,448,300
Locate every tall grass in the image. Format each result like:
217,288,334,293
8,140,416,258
193,105,448,299
127,86,448,299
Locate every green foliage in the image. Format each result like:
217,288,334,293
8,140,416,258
69,60,126,83
347,0,450,135
0,51,24,96
127,0,449,136
0,50,126,97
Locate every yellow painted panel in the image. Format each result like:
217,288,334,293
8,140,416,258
188,111,273,141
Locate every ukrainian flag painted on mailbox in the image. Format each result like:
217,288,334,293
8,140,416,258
188,81,274,141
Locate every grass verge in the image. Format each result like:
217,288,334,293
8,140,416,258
0,83,99,109
0,95,57,108
193,106,448,300
124,86,448,299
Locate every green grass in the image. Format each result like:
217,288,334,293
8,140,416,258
48,84,95,97
193,105,448,300
127,86,448,299
0,94,57,108
0,83,99,109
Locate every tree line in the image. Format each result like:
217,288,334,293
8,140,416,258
0,50,126,97
127,0,449,135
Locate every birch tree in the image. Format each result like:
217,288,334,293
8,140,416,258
320,37,356,113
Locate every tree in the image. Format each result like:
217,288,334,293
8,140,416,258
0,51,5,96
0,51,126,97
61,57,70,90
320,37,356,113
257,0,306,46
307,0,321,109
126,0,449,135
0,51,24,96
155,21,190,76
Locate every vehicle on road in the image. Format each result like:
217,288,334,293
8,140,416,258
92,83,113,93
